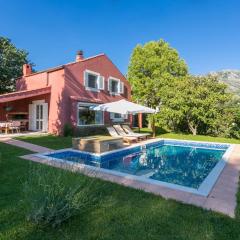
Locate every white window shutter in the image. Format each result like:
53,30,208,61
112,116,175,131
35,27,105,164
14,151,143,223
124,114,128,119
84,71,88,87
28,104,36,131
119,81,124,94
98,76,104,90
108,79,111,92
42,103,48,132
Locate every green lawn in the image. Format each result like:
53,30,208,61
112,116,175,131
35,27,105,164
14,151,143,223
1,141,240,240
16,130,240,150
158,133,240,144
137,128,240,144
1,132,240,239
16,135,72,149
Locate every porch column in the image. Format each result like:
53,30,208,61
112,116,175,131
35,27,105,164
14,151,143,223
138,113,143,129
129,114,133,128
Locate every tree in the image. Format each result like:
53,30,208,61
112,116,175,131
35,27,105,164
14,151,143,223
0,37,32,93
127,39,188,134
220,98,240,138
160,75,232,135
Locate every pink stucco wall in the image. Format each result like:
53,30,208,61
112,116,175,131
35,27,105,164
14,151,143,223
16,72,49,91
12,54,131,135
64,55,131,129
47,68,66,134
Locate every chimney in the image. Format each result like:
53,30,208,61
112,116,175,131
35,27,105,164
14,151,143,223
76,50,84,62
23,64,32,76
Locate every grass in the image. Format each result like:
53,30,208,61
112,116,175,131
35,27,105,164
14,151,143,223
16,135,72,149
1,141,240,240
16,129,240,151
138,128,240,144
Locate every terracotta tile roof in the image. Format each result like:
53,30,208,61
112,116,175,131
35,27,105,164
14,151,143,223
69,96,104,104
0,86,51,103
69,95,127,104
24,54,105,77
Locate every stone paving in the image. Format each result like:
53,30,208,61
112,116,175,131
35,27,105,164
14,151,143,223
0,131,48,139
0,138,52,153
2,137,239,218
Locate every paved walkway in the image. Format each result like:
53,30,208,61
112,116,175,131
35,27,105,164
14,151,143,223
0,131,48,139
0,138,52,153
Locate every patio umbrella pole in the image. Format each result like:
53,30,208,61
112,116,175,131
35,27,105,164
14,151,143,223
152,114,156,138
138,113,142,133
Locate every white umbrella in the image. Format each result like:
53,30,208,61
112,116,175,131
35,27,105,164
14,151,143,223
90,99,156,114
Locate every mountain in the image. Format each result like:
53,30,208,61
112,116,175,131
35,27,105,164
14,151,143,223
210,70,240,96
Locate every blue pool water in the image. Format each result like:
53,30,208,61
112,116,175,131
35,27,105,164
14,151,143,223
45,140,229,189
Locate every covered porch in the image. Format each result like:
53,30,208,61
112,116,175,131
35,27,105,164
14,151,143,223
0,87,51,135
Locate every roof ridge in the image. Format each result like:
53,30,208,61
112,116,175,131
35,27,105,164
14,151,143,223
0,86,51,97
24,53,106,77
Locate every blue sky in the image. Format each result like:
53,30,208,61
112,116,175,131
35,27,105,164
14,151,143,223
1,0,239,75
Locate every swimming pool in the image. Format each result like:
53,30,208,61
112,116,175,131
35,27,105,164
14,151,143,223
39,139,233,196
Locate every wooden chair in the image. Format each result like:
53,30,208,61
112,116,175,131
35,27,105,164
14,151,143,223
9,121,21,133
0,122,9,134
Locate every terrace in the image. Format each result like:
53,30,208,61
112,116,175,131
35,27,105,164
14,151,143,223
0,86,51,137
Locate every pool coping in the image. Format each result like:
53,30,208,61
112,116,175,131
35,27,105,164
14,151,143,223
35,138,233,197
20,138,240,218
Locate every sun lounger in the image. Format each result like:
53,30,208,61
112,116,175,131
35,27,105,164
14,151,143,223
113,125,148,140
107,127,138,144
122,125,150,138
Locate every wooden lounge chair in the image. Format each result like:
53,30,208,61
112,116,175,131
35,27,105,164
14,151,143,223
122,124,150,139
113,125,148,140
107,127,137,144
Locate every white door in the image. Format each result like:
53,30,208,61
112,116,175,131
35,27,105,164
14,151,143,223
29,102,48,132
28,104,36,131
36,104,43,131
42,103,48,132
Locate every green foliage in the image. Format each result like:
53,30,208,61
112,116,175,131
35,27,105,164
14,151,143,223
159,75,233,135
63,123,73,137
23,164,99,228
128,39,240,138
128,39,188,107
223,99,240,139
137,128,240,144
127,39,188,134
0,36,33,93
74,125,108,137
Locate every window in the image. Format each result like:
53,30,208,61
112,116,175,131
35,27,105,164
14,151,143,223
110,112,128,122
108,77,124,95
87,74,98,89
84,70,104,91
77,102,103,126
111,79,119,93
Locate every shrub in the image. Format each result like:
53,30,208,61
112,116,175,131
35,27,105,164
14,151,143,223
63,123,73,137
74,125,108,137
23,164,99,228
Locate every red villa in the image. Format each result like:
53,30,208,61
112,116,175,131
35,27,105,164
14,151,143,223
0,51,132,135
